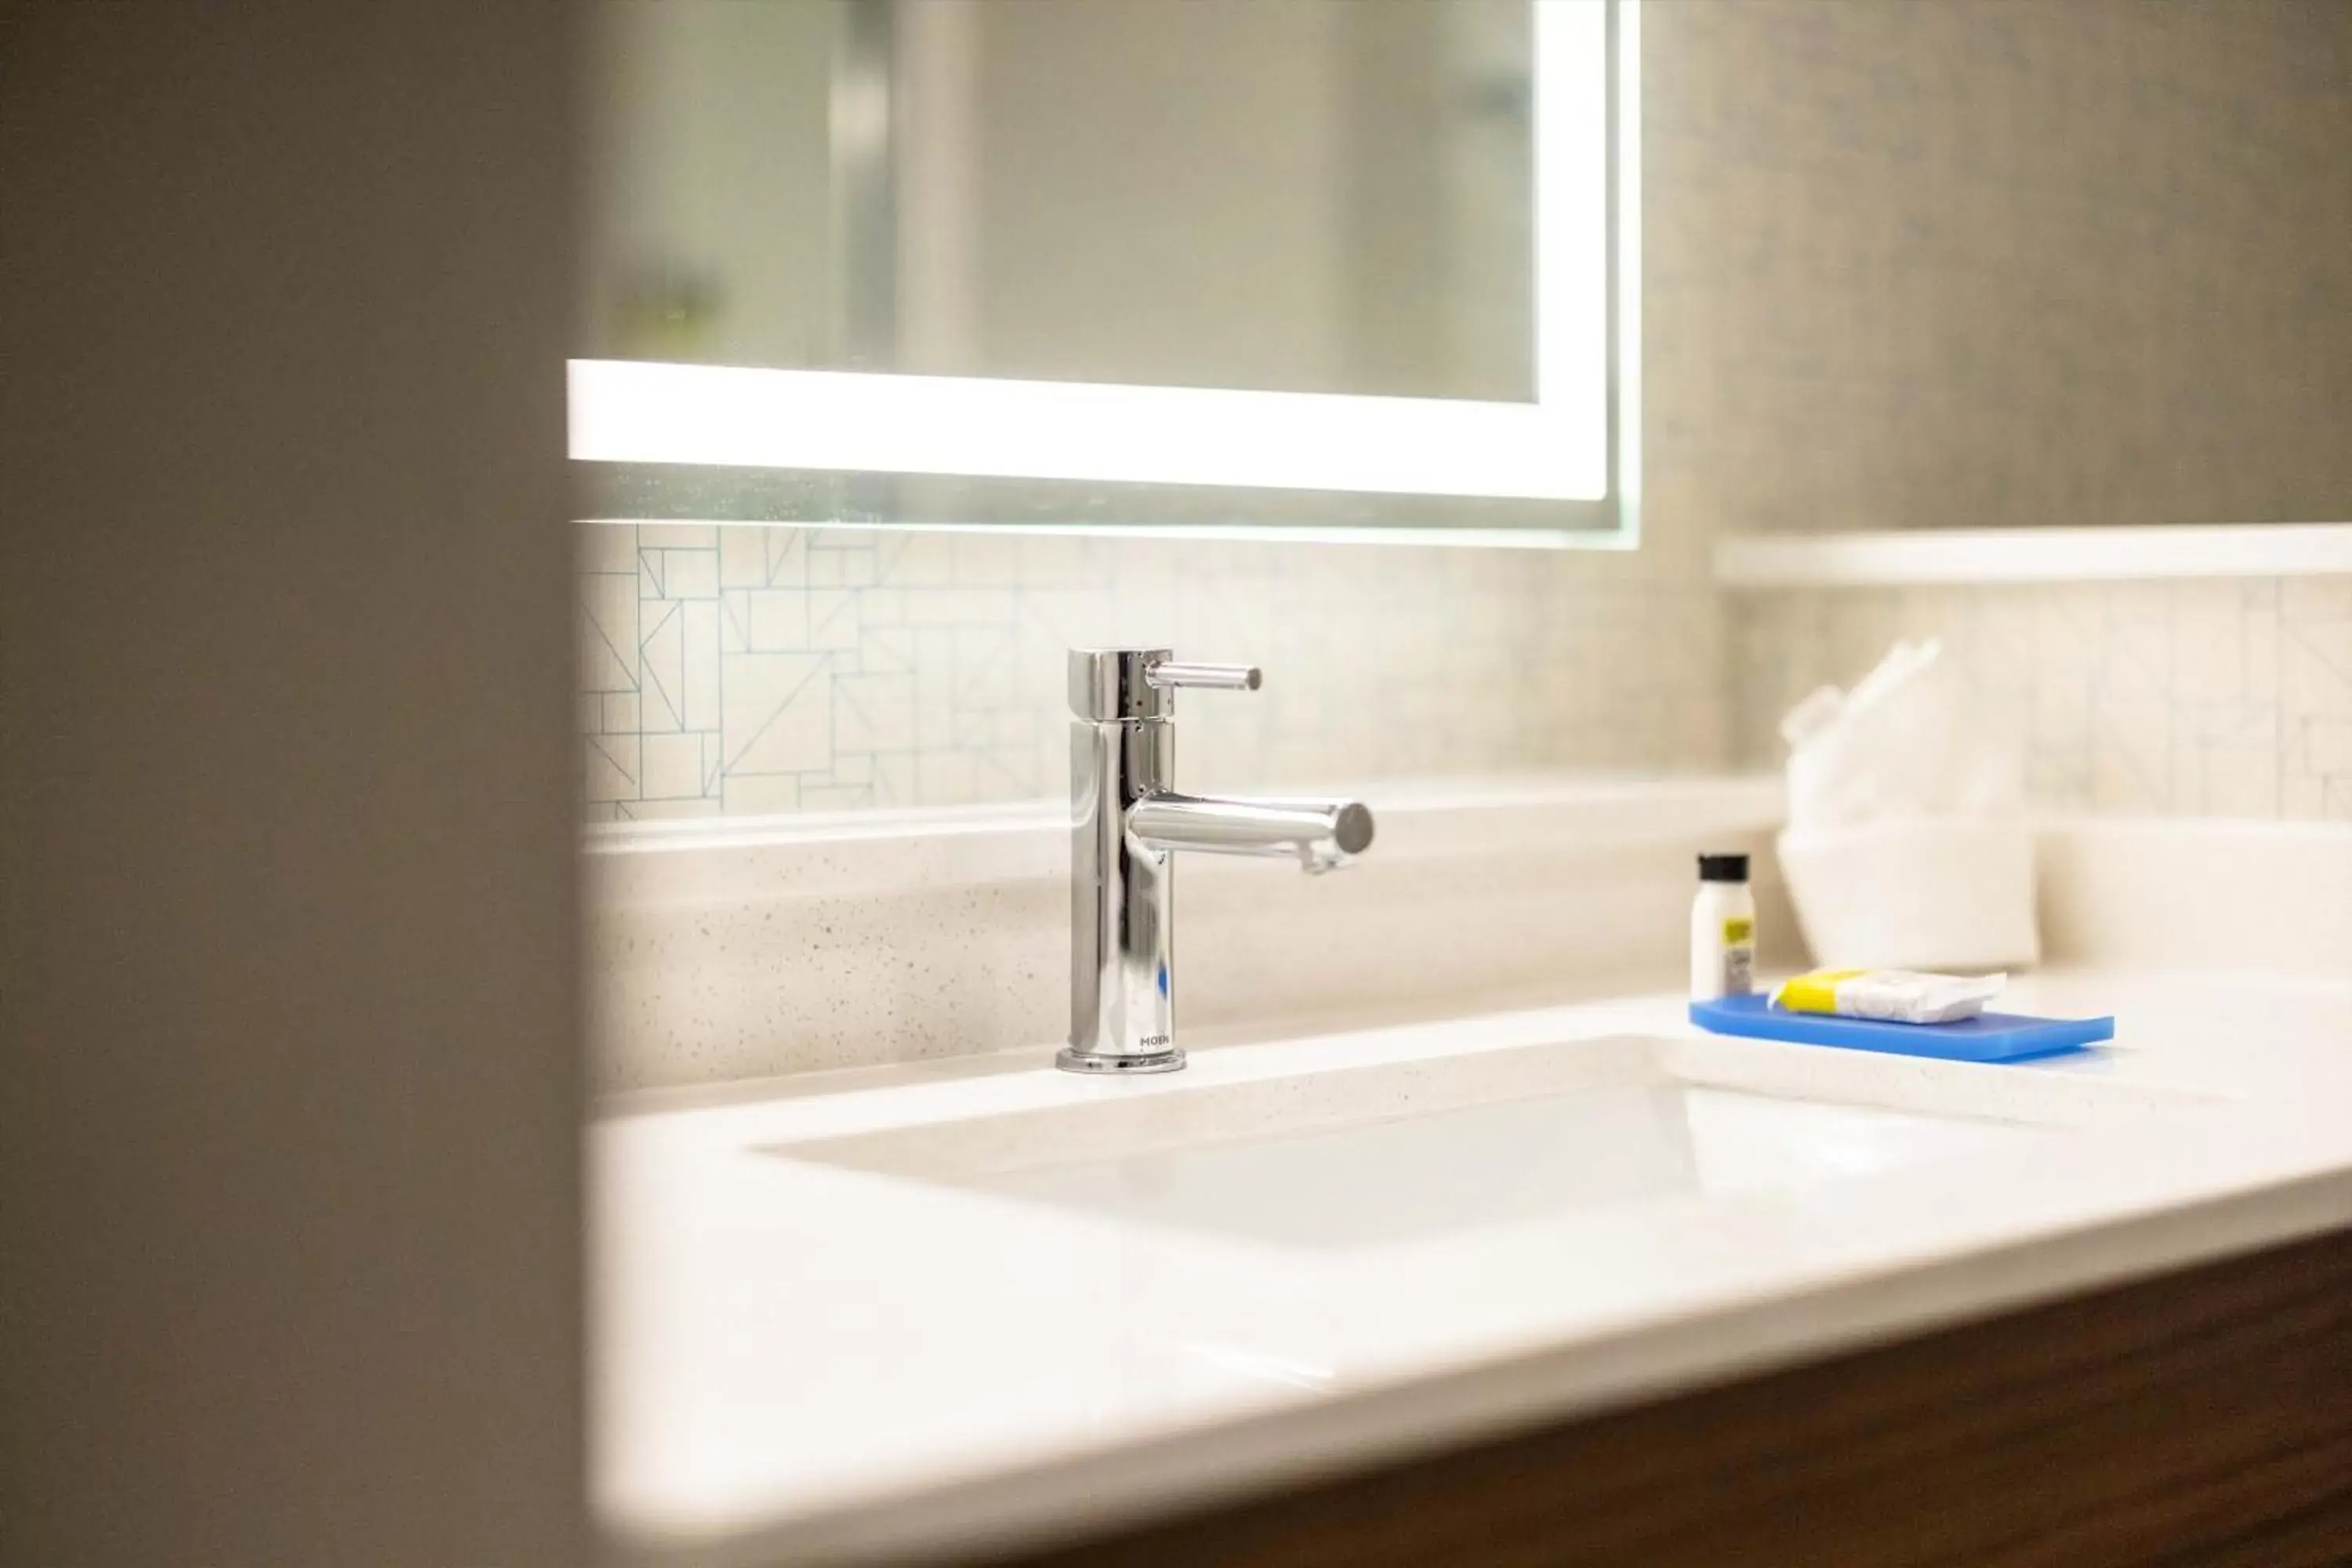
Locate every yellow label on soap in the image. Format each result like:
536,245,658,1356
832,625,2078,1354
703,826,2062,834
1776,967,1864,1014
1722,917,1754,944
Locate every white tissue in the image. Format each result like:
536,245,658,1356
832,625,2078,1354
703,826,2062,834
1781,639,2023,832
1776,639,2040,970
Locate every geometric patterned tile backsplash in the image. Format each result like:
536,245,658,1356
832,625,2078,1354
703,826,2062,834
577,521,1727,820
581,524,2352,824
1731,577,2352,822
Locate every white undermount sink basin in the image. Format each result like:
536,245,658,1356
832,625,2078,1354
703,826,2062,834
600,1001,2259,1555
774,1029,2158,1250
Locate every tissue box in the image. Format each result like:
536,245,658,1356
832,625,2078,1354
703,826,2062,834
1777,817,2040,971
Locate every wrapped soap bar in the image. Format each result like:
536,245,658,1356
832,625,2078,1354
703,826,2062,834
1771,967,2005,1025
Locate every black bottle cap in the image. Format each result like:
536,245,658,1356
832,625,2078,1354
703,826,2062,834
1697,852,1749,884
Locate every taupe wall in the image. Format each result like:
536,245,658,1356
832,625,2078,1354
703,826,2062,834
2,6,584,1563
1654,0,2352,535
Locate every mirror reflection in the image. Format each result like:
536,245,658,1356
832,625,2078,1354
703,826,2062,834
587,0,1537,402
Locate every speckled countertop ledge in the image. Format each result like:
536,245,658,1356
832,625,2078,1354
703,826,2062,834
582,774,1796,1090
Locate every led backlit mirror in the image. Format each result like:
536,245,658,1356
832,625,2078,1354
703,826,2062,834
575,0,1639,545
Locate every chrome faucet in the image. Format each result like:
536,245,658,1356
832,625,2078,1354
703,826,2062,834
1062,648,1374,1076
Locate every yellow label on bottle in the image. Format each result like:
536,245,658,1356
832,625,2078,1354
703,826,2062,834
1722,917,1753,945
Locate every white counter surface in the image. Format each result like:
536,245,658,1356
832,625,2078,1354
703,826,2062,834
593,970,2352,1566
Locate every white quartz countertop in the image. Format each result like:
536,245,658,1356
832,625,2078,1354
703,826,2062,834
592,970,2352,1566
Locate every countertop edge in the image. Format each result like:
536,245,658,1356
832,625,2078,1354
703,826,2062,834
606,1167,2352,1568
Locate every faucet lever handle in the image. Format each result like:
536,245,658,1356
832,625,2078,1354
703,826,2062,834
1146,660,1261,692
1067,648,1258,720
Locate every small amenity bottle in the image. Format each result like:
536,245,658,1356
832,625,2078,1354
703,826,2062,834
1690,853,1755,1000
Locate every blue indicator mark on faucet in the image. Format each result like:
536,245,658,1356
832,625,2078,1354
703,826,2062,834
1157,964,1169,997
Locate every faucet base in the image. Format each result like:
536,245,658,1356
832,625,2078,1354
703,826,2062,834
1055,1044,1186,1076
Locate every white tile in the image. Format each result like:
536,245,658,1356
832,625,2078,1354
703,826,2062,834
952,705,993,750
2281,630,2352,789
2281,577,2352,625
857,588,909,627
641,732,708,801
763,529,811,587
719,526,769,589
870,751,915,807
2300,716,2352,778
682,602,721,731
897,589,1015,627
622,796,724,821
2089,701,2173,815
808,590,860,651
878,531,955,586
2096,609,2172,702
2281,602,2352,717
579,573,638,694
659,548,719,600
2024,742,2093,814
722,773,801,815
833,673,915,753
637,601,685,731
723,653,832,776
975,746,1037,797
2283,718,2352,820
2177,739,2280,818
916,750,979,804
748,590,809,652
2170,596,2248,706
911,629,958,750
2242,588,2281,706
858,626,916,673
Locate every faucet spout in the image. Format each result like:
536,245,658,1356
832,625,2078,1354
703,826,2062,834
1127,793,1374,871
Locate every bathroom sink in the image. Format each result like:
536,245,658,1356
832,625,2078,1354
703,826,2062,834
773,1030,2158,1250
607,1004,2259,1555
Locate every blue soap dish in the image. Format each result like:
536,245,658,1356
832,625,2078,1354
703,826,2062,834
1689,993,2112,1063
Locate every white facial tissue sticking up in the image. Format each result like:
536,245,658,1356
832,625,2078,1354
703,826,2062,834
1779,639,2024,833
1774,639,2041,971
